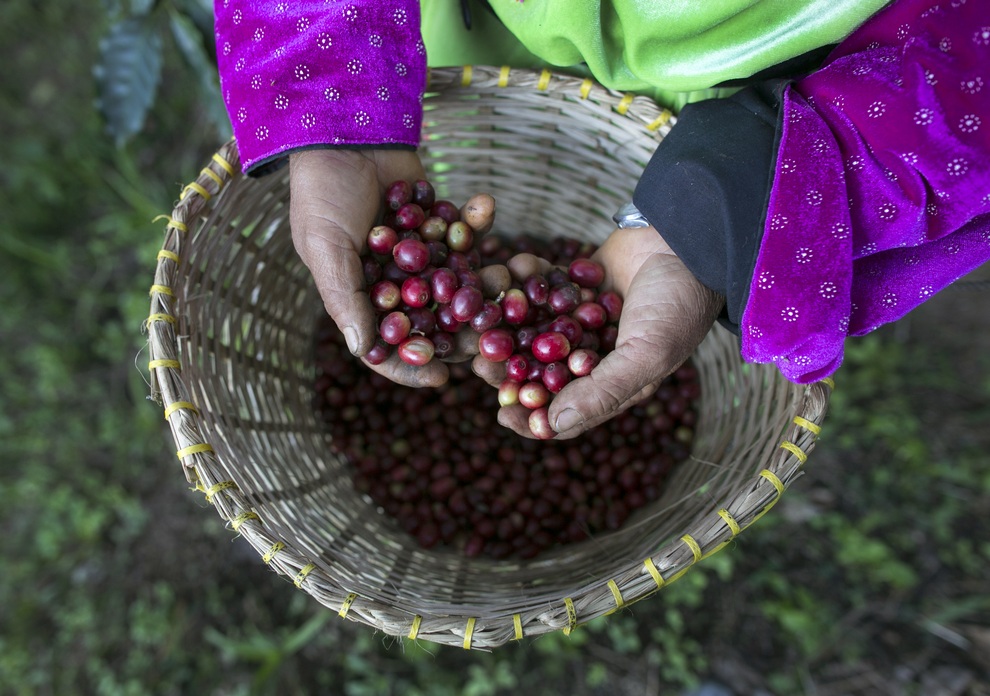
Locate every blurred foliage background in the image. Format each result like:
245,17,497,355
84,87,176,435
2,4,988,695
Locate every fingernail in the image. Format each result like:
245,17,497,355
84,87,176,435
554,408,582,433
342,327,360,355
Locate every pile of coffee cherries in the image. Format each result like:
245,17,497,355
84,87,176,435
360,180,623,438
314,205,702,559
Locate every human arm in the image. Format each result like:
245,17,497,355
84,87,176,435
213,1,425,175
494,0,990,438
637,0,990,384
739,0,990,381
215,2,471,384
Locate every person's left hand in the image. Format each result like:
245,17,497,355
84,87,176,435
474,226,723,439
289,149,504,387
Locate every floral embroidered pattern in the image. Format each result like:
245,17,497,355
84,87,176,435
215,1,425,172
742,0,990,384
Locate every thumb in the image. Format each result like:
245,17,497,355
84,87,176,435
298,229,379,357
547,337,667,438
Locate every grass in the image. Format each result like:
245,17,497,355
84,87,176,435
2,4,988,695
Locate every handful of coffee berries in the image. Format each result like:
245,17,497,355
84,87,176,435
484,258,622,440
360,179,622,439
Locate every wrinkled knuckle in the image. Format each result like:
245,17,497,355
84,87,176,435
620,335,659,361
633,325,699,371
587,376,627,416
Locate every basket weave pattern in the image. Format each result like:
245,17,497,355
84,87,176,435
147,66,831,649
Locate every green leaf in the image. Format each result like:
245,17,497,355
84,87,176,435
101,0,125,19
95,16,163,146
177,0,216,45
129,0,156,16
169,10,232,140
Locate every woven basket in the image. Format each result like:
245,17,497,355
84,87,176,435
146,66,831,650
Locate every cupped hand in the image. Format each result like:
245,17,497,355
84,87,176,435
477,227,723,439
289,149,501,387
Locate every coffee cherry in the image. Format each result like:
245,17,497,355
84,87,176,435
429,267,458,304
498,380,521,406
432,331,455,359
501,289,530,325
598,290,623,323
397,335,435,366
526,360,545,383
379,311,412,345
567,348,600,377
501,288,529,326
572,302,607,330
456,269,482,290
514,326,538,351
546,267,569,286
367,225,399,255
532,332,571,363
381,262,410,285
450,286,484,323
445,251,472,273
478,329,515,362
600,325,618,352
429,200,460,224
419,216,448,242
435,304,464,333
528,407,555,440
369,281,401,312
547,282,582,315
463,534,486,558
479,234,503,258
395,203,426,231
426,240,449,267
416,521,440,549
470,300,503,333
518,382,550,409
548,315,583,346
363,338,391,365
465,248,482,268
577,331,600,351
393,239,430,273
504,354,530,383
362,257,382,285
400,276,431,308
523,274,550,306
406,306,437,335
412,179,436,208
385,180,413,210
446,221,474,253
568,259,605,288
542,361,571,393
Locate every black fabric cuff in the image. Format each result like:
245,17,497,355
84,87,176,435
632,81,787,336
246,142,418,178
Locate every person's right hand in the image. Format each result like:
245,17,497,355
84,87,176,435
289,149,500,387
473,226,723,439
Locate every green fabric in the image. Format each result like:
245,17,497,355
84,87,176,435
422,0,890,112
421,1,547,73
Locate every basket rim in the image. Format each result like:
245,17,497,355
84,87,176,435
145,65,833,650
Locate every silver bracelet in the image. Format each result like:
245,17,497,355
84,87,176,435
612,202,651,229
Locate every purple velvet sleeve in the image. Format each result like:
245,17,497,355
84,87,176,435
214,0,426,175
741,0,990,383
